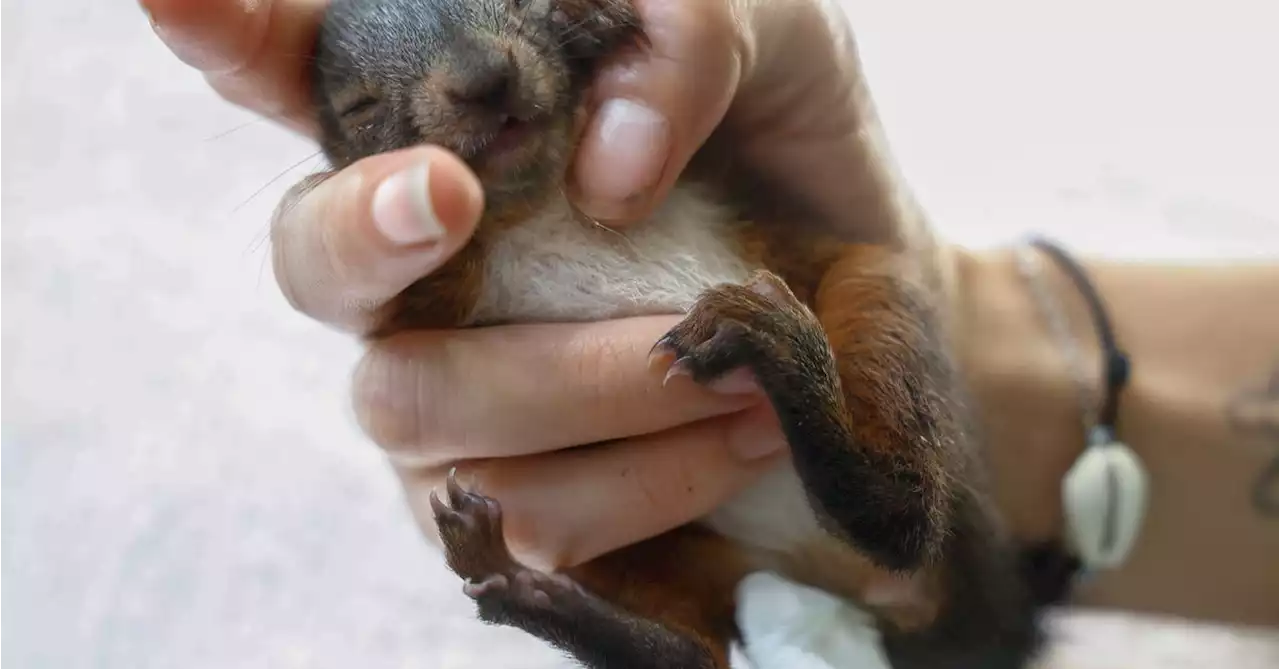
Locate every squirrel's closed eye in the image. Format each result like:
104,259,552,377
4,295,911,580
340,96,382,119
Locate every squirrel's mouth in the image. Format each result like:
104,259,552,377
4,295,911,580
485,116,535,156
461,114,547,173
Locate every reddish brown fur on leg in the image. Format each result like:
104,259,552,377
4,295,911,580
648,259,953,571
812,245,958,567
563,526,750,669
432,470,741,669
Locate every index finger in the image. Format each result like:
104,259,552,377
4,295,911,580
568,0,745,225
141,0,328,134
352,315,766,465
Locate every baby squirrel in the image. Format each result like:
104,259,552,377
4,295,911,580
308,0,1047,667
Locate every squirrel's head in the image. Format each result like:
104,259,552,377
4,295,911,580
312,0,647,215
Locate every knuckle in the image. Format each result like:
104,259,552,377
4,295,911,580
508,524,572,571
270,229,305,315
351,336,453,462
400,473,446,546
310,167,384,301
204,72,262,116
702,0,740,41
667,0,738,53
309,172,366,288
315,199,359,291
706,5,751,94
266,171,363,321
204,71,314,134
535,542,579,571
269,171,339,315
465,463,572,568
268,198,307,314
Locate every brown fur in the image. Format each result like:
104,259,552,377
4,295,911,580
563,526,751,668
307,2,1047,667
370,241,485,336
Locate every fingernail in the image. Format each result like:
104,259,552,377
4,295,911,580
707,369,761,395
576,99,669,219
372,163,446,245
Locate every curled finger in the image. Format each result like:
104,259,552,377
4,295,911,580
141,0,328,133
270,145,484,333
568,0,748,225
351,316,764,465
399,403,789,569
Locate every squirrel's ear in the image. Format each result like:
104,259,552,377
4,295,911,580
551,0,650,65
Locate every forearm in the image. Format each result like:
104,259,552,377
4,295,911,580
953,246,1278,626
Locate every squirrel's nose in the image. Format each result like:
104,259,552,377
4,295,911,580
448,49,519,115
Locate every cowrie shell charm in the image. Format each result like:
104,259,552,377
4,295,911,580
1061,428,1150,571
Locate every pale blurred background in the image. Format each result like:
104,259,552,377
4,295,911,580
1,0,1276,667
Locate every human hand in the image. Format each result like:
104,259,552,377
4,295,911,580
142,0,897,567
143,0,899,235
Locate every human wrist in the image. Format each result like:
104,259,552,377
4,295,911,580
950,247,1086,545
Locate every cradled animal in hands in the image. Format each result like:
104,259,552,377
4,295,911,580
307,1,1048,667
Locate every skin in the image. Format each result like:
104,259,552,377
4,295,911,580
141,0,898,566
955,250,1278,627
145,0,1277,630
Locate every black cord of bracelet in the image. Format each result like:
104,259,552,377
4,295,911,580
1027,236,1131,436
1018,236,1133,608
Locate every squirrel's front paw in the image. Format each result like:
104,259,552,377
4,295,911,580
649,270,835,394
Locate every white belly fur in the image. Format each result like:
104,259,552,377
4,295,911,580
469,184,754,324
466,184,822,557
